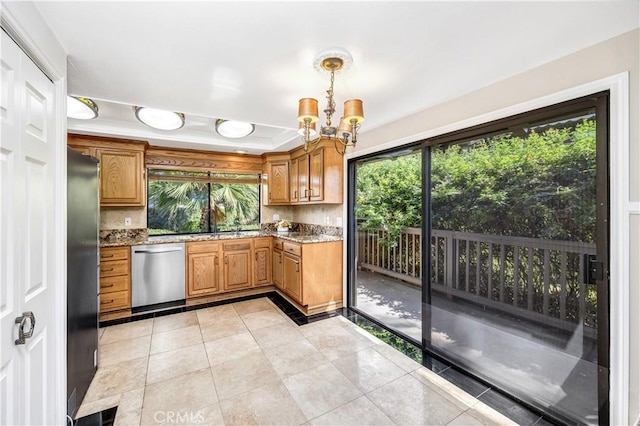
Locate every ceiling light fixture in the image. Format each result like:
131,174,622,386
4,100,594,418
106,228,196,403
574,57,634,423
297,48,364,155
134,106,185,130
67,96,98,119
215,119,255,138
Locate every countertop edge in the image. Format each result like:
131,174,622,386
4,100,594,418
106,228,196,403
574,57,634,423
100,232,343,248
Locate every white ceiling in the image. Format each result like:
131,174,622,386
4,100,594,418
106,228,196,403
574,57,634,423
34,1,639,154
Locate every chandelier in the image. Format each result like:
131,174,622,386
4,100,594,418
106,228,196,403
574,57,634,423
297,48,364,155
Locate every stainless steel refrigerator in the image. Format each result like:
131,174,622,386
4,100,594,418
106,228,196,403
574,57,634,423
67,148,100,418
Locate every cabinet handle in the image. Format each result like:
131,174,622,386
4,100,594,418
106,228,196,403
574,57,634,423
101,284,114,288
101,300,114,305
215,257,219,266
294,190,297,198
255,252,258,261
224,256,228,264
101,254,114,258
101,268,114,272
269,192,272,200
279,254,282,264
295,262,299,272
304,189,308,197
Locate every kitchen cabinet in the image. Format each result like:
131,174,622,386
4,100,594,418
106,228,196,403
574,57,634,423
253,237,272,287
296,154,310,202
264,160,290,205
294,150,323,203
222,240,252,291
283,252,302,304
262,139,343,206
272,239,284,290
290,158,299,203
96,148,145,206
275,239,343,314
186,241,221,297
68,133,147,207
99,246,131,313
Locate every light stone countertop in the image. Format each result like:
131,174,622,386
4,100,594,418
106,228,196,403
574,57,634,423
100,231,342,248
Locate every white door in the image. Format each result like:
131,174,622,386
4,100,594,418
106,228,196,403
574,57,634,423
1,30,59,425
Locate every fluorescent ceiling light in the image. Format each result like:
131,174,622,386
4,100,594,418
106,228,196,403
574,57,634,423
67,96,98,119
135,106,185,130
215,119,255,138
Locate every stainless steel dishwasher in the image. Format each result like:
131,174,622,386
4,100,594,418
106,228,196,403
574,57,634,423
131,242,186,308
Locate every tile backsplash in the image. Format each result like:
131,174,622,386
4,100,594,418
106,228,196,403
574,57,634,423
100,207,146,230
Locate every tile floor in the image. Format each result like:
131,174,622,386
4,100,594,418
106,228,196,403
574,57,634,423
78,297,518,425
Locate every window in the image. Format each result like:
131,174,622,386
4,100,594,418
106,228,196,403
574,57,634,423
147,170,260,235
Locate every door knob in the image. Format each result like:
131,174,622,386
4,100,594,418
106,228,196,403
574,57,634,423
14,311,36,345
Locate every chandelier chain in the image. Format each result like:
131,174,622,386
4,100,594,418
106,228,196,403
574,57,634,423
324,69,336,128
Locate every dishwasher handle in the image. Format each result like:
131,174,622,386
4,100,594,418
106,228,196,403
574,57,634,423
133,248,184,254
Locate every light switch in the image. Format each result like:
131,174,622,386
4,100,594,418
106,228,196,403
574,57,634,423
273,214,280,221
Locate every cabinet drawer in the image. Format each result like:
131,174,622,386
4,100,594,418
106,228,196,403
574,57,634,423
223,241,251,251
283,242,301,257
100,259,129,277
273,239,284,250
187,241,219,254
100,290,130,312
100,247,129,261
100,275,129,294
254,238,271,249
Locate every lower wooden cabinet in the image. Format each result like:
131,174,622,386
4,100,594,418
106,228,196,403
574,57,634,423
187,241,221,297
273,249,284,290
274,239,343,314
222,241,252,291
99,246,131,313
283,252,302,304
253,237,272,286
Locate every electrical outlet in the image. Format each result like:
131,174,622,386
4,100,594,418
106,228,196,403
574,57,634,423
124,217,132,226
273,214,280,221
336,217,343,227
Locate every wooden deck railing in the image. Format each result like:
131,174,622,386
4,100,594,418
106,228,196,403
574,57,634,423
357,227,597,337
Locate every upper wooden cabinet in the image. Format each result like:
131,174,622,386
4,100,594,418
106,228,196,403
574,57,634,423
68,134,147,207
97,148,145,206
265,160,290,205
262,139,343,206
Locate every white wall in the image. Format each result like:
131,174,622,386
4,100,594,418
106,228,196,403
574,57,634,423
352,28,639,424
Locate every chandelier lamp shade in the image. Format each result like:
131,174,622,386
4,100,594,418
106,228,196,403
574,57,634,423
297,48,364,155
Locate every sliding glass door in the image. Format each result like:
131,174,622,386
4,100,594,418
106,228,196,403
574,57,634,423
349,147,422,342
348,93,609,424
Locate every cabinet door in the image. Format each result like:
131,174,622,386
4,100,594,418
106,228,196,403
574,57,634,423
267,161,290,204
97,148,145,206
309,149,324,201
254,247,271,286
223,249,252,291
290,158,299,203
298,155,310,202
283,253,302,304
272,250,283,289
187,252,220,297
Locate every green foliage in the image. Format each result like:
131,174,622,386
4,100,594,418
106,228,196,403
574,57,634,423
356,120,596,243
356,153,422,243
356,321,423,363
148,171,260,234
